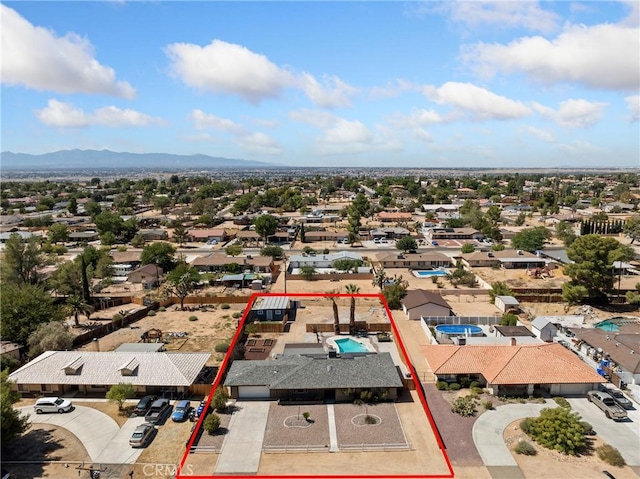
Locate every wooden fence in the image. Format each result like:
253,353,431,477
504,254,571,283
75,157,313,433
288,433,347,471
72,304,157,347
287,273,374,281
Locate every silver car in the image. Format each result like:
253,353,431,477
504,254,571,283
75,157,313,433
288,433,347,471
129,423,156,447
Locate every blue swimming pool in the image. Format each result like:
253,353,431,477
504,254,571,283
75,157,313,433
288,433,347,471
435,324,483,336
334,337,370,353
413,270,448,278
595,320,620,332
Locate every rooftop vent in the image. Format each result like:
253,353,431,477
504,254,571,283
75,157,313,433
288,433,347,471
63,357,84,375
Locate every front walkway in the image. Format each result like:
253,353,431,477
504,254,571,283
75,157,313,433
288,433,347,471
214,401,270,475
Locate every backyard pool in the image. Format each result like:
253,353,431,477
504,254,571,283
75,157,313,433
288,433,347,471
434,324,483,336
413,269,448,278
595,320,620,332
328,337,372,353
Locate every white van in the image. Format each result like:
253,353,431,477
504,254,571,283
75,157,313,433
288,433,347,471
34,397,73,414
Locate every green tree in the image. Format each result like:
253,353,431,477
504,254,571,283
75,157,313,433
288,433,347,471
562,283,589,307
1,282,66,345
164,263,200,310
106,382,135,411
564,235,634,299
47,222,69,244
253,214,279,245
27,321,74,358
396,236,418,253
555,221,577,247
500,313,519,326
1,370,29,444
225,244,243,257
345,284,360,334
510,227,551,252
329,295,341,335
489,281,514,304
522,407,586,455
172,223,188,246
212,387,230,412
48,259,83,296
2,233,44,285
382,276,409,309
141,241,177,274
333,258,362,272
204,413,221,434
624,216,640,244
67,196,78,215
131,233,146,248
461,243,475,254
299,265,317,280
373,267,388,290
260,244,284,259
66,294,94,328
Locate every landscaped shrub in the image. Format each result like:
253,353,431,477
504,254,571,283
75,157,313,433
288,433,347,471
553,396,571,409
204,413,221,435
158,306,166,312
514,440,537,456
147,310,156,316
448,382,461,391
459,377,471,388
520,407,586,455
580,420,595,435
451,396,477,417
232,312,242,319
482,400,494,410
520,417,535,435
436,381,448,390
214,343,230,353
364,414,377,424
471,386,484,395
597,444,626,467
469,381,480,389
220,303,230,309
188,315,198,321
303,411,311,421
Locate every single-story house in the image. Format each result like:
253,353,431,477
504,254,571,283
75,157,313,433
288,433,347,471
139,229,168,241
288,251,363,269
376,212,413,223
128,264,163,286
236,230,261,243
223,352,404,401
494,295,520,313
1,341,24,361
425,227,482,241
422,204,460,214
190,253,273,273
8,351,211,396
248,295,290,322
423,343,603,396
68,231,100,243
531,317,558,342
376,252,452,269
303,230,343,242
402,290,453,320
370,227,411,239
461,250,546,269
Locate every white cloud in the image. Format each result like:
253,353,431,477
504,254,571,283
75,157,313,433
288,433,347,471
625,95,640,122
524,125,555,142
369,79,418,99
413,128,435,143
448,1,560,34
426,82,532,120
391,108,446,128
289,109,338,129
1,5,135,98
36,100,163,128
532,99,607,128
238,132,282,155
166,39,356,107
323,119,373,145
462,23,640,91
557,140,606,156
189,109,245,135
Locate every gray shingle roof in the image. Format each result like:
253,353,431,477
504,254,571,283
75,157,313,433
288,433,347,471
9,351,210,387
224,353,403,390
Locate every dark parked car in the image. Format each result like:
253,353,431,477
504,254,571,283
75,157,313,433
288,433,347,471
195,400,208,419
134,395,157,416
145,398,171,424
129,423,156,447
610,390,633,409
171,400,192,422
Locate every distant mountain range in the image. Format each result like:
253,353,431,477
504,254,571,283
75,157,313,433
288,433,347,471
0,149,277,170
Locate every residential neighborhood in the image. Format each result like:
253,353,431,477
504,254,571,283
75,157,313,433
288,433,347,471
1,169,640,479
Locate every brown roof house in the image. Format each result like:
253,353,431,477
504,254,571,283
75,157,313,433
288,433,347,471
128,264,163,287
402,290,453,320
423,343,603,396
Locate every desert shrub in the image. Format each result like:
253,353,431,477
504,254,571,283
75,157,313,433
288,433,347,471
448,382,461,391
212,387,230,412
553,397,571,409
188,315,198,321
112,313,124,323
220,303,230,309
436,381,448,390
521,407,586,455
232,312,242,319
482,400,494,410
302,411,311,421
514,440,537,456
147,310,156,317
520,417,535,435
158,306,166,312
597,444,626,467
459,377,471,388
214,343,230,353
471,386,484,395
451,396,477,417
469,381,480,389
204,413,221,434
364,414,377,424
580,420,595,435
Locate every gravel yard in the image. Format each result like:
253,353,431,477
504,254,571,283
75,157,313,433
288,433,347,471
263,404,330,449
334,402,408,448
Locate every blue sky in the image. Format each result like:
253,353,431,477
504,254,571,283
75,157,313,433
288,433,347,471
1,1,639,168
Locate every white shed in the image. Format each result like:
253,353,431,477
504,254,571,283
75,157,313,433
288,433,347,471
531,317,558,342
495,295,520,313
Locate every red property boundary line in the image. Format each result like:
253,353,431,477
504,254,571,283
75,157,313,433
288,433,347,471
177,292,454,479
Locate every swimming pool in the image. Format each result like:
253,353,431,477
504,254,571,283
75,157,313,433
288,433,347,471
434,324,483,336
413,269,448,278
334,337,371,353
595,320,620,332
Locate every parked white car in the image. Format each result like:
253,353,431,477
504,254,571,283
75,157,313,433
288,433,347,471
34,397,73,414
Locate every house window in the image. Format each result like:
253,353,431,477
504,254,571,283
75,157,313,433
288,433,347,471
18,384,28,392
90,384,103,389
41,384,51,392
275,310,281,315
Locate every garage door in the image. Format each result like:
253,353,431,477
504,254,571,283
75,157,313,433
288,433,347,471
558,383,590,396
238,386,270,399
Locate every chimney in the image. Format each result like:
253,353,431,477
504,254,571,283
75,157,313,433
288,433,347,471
93,338,100,352
510,337,516,346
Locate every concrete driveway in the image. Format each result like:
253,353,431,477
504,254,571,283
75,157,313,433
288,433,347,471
20,405,146,465
21,405,119,461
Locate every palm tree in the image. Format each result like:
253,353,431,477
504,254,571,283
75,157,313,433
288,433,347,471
345,284,360,335
326,291,341,335
67,294,93,327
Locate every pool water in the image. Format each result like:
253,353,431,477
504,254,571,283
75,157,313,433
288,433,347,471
413,270,448,278
435,324,483,336
595,320,620,332
335,338,370,353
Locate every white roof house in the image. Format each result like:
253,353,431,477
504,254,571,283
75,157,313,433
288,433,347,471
9,351,210,395
288,251,363,269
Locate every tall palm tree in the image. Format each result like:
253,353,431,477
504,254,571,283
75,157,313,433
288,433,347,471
67,294,93,327
345,284,360,335
326,291,341,335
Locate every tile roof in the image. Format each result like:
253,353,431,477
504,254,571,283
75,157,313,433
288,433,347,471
402,290,452,311
9,351,210,387
422,343,603,385
571,327,640,374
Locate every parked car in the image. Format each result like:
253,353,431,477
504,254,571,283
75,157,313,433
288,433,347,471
129,423,156,447
610,389,634,409
134,395,157,416
171,400,192,422
431,241,439,246
34,397,73,414
587,390,628,420
145,398,171,424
